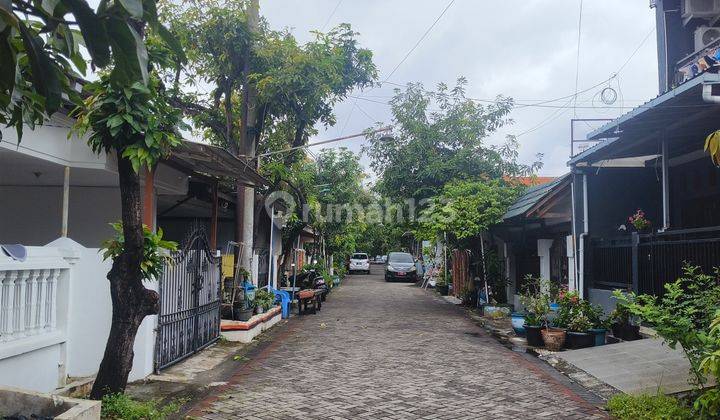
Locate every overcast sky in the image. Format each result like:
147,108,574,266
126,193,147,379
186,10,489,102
260,0,659,177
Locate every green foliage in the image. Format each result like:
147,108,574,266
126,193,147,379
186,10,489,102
415,179,522,242
519,276,556,328
101,223,177,281
616,265,720,387
364,78,542,202
607,393,694,420
101,393,185,420
73,76,184,173
0,0,182,141
254,289,275,310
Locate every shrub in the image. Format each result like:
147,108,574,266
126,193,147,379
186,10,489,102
101,394,185,420
607,393,693,420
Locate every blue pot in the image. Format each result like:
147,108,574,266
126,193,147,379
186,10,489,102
549,302,560,312
511,313,526,336
589,328,606,346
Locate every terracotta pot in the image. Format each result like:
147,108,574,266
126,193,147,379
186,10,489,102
541,328,566,351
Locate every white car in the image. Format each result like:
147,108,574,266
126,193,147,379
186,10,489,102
349,253,370,274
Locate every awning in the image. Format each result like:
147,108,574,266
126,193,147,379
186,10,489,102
569,73,720,166
167,140,270,187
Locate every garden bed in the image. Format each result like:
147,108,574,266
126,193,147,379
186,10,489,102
220,306,283,343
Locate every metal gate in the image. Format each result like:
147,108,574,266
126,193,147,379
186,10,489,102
155,226,221,371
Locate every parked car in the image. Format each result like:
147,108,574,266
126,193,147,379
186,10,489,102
379,255,387,263
385,252,417,282
349,253,370,274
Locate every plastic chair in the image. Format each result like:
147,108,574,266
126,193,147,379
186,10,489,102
268,285,291,319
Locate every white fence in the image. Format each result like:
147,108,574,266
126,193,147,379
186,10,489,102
0,268,63,343
0,238,157,393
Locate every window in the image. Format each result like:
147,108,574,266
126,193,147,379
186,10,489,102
388,253,413,263
351,254,368,260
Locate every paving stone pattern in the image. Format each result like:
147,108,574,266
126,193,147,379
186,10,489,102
192,268,606,419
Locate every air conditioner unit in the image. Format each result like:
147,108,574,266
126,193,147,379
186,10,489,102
695,26,720,50
682,0,720,20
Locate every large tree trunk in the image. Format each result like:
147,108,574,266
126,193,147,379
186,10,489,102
90,154,159,400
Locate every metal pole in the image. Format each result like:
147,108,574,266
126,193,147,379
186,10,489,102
267,205,274,288
480,233,489,305
61,166,70,237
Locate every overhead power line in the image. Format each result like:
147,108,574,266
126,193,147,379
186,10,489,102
572,0,584,117
258,126,393,158
382,0,456,83
321,0,343,31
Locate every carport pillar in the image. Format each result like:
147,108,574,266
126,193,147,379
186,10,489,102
142,167,155,231
61,166,70,237
661,139,670,231
210,182,219,251
537,239,553,293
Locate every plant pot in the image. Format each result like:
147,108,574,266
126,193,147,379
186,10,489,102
511,313,526,336
541,328,566,351
525,325,544,347
589,328,606,346
612,323,641,341
566,331,595,349
235,306,254,322
437,284,449,296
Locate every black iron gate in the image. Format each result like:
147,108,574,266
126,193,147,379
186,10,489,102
155,226,221,371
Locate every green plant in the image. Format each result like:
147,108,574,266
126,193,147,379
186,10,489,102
101,393,185,420
524,312,541,326
553,289,581,329
617,265,720,388
567,313,592,333
101,223,177,281
254,289,275,310
628,209,651,231
607,393,693,420
519,276,552,328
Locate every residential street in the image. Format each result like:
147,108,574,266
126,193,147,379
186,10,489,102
190,266,606,419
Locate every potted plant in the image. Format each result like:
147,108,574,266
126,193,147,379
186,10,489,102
586,303,608,346
511,313,526,336
566,312,595,349
523,313,544,347
628,208,651,233
254,289,275,315
610,290,641,341
235,299,255,321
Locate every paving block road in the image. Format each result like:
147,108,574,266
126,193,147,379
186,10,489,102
190,266,607,419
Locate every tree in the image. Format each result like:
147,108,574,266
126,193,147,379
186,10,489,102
364,78,541,202
1,0,185,399
161,1,377,270
313,148,366,263
415,179,522,246
0,0,182,140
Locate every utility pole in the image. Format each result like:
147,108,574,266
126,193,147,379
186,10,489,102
237,0,260,283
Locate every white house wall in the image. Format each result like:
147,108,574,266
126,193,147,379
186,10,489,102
0,186,121,248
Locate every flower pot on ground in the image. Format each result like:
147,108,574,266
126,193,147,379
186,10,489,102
612,322,641,341
566,331,595,349
235,305,254,322
588,328,607,346
566,313,594,349
525,325,544,347
437,284,449,296
511,313,526,336
541,328,566,351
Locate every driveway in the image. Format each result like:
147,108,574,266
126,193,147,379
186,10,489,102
190,266,606,419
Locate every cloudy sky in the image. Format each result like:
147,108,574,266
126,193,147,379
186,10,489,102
260,0,659,177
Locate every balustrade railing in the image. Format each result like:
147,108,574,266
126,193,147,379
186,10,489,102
0,268,63,342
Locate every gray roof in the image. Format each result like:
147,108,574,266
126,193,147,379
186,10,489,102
502,175,569,221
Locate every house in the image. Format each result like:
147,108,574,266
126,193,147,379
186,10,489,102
493,176,573,307
0,113,269,392
568,0,720,312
